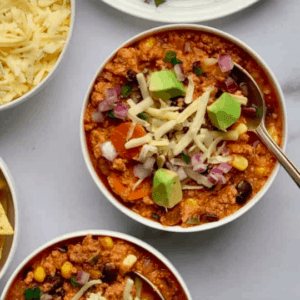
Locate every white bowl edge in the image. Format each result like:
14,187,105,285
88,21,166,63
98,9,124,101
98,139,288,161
80,24,287,233
101,0,260,24
0,230,192,300
0,157,19,281
0,0,76,112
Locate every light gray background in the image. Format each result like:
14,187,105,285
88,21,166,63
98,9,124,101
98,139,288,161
0,0,300,299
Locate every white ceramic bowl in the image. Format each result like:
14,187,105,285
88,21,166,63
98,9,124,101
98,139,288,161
80,24,287,233
0,0,76,112
0,157,18,281
1,230,192,300
101,0,260,23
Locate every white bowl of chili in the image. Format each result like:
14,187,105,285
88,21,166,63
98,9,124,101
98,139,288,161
80,24,287,233
0,157,19,281
1,230,192,300
0,0,75,111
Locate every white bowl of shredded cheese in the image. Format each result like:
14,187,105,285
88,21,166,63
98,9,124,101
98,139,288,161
0,0,75,110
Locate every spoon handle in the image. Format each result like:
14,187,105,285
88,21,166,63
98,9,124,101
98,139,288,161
256,125,300,188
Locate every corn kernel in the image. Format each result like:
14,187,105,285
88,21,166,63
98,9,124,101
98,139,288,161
61,262,73,279
268,126,279,145
145,37,155,48
33,266,46,283
232,155,248,171
120,254,137,274
235,123,248,135
89,270,102,279
101,237,114,250
256,167,266,174
186,199,197,207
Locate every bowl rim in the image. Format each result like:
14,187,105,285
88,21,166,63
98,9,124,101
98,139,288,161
101,0,260,24
0,230,192,300
0,0,76,112
80,24,288,233
0,157,19,281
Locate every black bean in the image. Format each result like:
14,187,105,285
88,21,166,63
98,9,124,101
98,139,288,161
56,289,66,298
126,69,137,82
55,245,68,253
236,180,252,205
48,275,64,295
241,106,257,118
215,89,223,99
22,266,32,279
192,61,201,73
102,263,118,283
200,213,219,223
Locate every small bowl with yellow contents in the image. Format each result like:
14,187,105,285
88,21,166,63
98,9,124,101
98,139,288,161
0,0,75,111
81,24,287,232
0,157,18,281
1,231,191,300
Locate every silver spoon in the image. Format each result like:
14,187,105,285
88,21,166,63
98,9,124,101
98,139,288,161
231,63,300,187
132,271,166,300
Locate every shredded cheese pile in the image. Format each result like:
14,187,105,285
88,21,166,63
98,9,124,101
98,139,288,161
125,72,248,190
0,0,71,105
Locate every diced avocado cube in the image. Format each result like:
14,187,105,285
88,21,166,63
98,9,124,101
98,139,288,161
207,93,241,130
152,169,183,209
149,70,186,101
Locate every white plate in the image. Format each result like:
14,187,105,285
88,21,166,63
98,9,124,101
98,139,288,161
101,0,260,23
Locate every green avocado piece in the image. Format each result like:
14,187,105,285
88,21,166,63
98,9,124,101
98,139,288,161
149,70,186,101
152,169,183,209
207,93,241,130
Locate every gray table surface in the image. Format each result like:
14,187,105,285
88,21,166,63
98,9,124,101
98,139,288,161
1,0,300,299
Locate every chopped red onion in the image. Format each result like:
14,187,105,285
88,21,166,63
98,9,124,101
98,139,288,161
208,168,227,184
211,167,224,175
101,141,117,162
113,103,128,120
134,164,152,179
184,42,192,53
191,153,204,166
174,64,185,82
143,157,156,170
218,163,232,173
98,99,111,112
218,54,234,72
193,163,207,173
224,77,238,93
41,295,53,300
92,111,104,123
177,167,187,181
207,173,218,184
215,173,226,184
76,271,90,285
115,85,121,97
221,148,229,156
106,87,120,103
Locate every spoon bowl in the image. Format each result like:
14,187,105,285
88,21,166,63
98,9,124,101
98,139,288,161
131,272,166,300
232,63,300,187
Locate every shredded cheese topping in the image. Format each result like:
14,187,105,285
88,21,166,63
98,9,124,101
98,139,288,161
71,280,102,300
123,68,250,191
